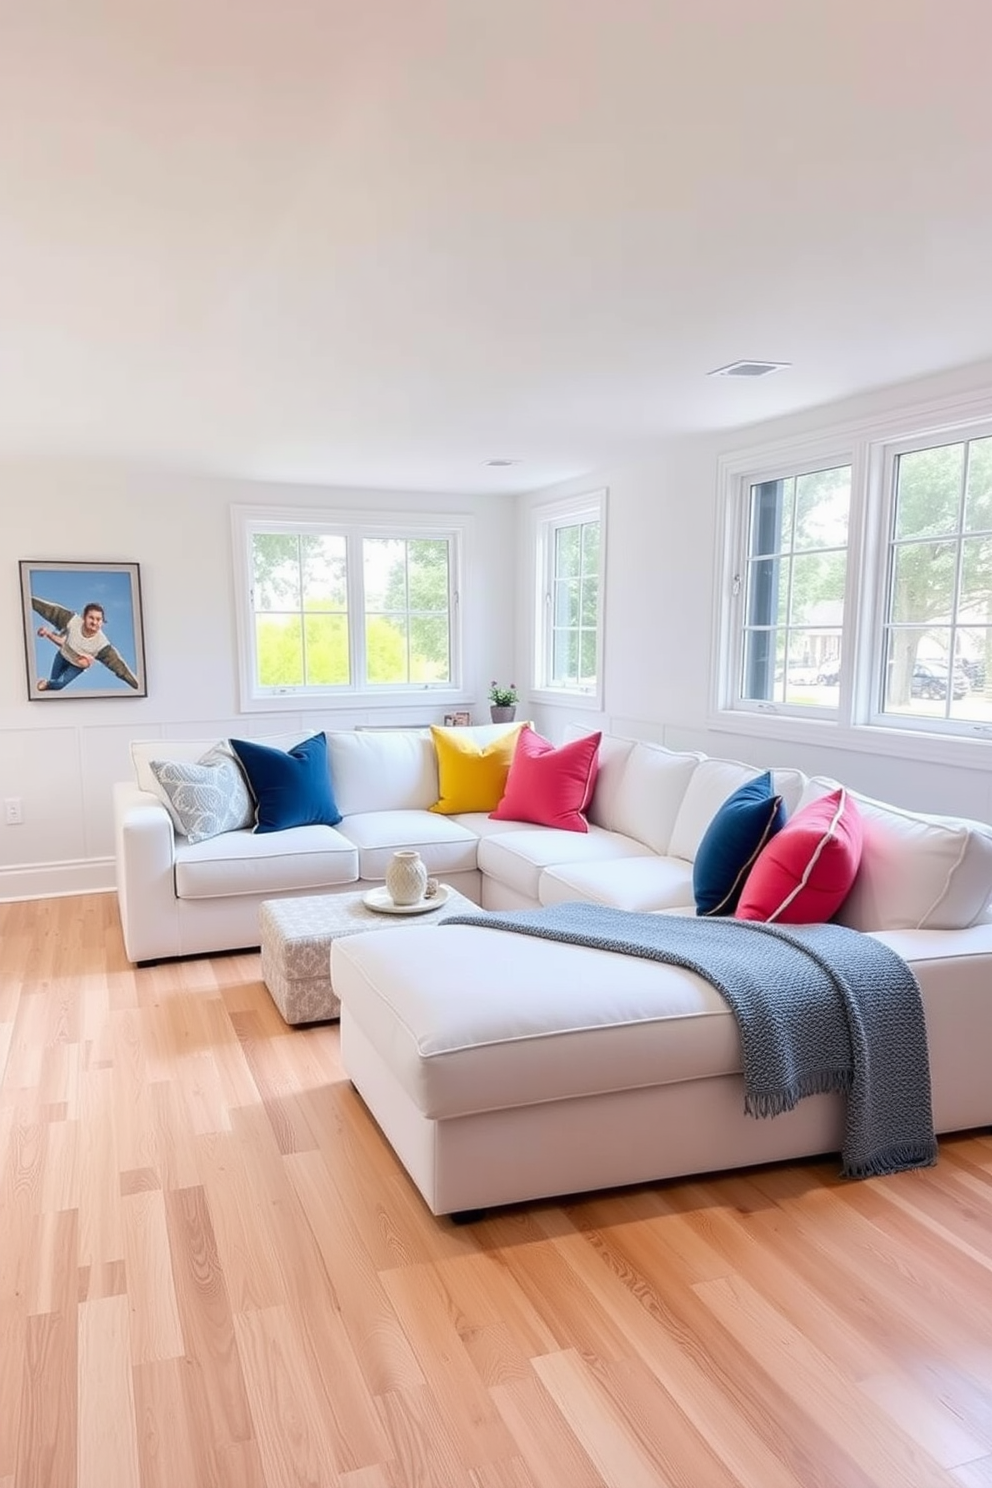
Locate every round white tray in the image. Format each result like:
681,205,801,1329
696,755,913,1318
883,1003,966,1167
362,884,451,915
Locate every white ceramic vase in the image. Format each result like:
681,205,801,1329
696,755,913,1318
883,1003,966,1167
385,849,428,906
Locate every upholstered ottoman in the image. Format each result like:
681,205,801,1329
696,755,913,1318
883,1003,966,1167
259,886,477,1025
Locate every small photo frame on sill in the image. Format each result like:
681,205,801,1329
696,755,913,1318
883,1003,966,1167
20,560,147,700
443,711,472,726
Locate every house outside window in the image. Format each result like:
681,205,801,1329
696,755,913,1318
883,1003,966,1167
739,462,851,708
233,507,463,708
532,491,606,707
879,434,992,724
717,406,992,757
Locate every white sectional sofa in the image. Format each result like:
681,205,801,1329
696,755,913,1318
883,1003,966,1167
334,733,992,1212
115,720,992,1215
114,723,802,962
114,721,992,960
114,725,503,964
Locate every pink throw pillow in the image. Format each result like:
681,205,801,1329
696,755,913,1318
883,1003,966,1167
490,727,602,832
735,788,863,924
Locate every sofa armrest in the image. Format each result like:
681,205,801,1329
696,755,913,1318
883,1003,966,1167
113,781,182,962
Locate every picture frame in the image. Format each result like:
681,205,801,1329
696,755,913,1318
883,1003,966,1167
20,560,147,700
443,710,472,726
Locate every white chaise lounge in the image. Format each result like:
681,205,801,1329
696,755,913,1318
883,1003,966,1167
332,914,992,1216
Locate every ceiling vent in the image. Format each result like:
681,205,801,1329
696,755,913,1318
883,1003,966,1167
708,359,791,379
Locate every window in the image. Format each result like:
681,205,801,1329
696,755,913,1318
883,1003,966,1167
879,434,992,727
739,463,851,708
233,507,462,707
718,405,992,753
533,491,605,705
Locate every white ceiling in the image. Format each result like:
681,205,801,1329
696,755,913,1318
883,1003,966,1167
4,0,992,495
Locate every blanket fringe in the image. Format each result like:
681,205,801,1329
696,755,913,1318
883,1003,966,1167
744,1071,850,1120
843,1143,939,1179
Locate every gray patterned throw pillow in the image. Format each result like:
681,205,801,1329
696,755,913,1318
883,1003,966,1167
149,743,254,843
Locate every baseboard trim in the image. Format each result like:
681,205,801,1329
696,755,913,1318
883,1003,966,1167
0,858,116,903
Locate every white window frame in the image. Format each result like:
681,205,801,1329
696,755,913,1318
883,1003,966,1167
720,446,858,723
232,504,467,713
866,424,992,738
712,387,992,770
530,489,606,711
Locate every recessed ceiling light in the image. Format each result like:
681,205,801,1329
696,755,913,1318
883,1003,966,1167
707,359,792,378
483,458,520,467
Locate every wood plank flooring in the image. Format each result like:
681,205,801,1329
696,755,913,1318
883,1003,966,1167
2,892,992,1487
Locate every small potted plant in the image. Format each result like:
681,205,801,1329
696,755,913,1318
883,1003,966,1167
488,680,518,722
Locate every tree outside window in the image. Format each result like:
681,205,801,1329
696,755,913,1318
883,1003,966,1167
882,436,992,720
239,513,460,701
534,490,605,705
721,412,992,743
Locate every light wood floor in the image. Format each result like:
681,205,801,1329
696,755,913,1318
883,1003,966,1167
2,895,992,1488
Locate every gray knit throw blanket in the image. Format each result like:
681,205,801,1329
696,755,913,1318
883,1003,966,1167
442,903,938,1178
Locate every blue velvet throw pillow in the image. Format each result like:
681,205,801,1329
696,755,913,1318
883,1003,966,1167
693,770,785,916
229,732,342,833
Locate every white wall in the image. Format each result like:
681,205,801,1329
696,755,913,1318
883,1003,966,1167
0,460,517,899
520,359,992,825
8,357,992,904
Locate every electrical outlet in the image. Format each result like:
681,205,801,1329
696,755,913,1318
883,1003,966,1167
4,798,23,825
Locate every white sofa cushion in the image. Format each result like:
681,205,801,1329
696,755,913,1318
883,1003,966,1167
800,777,992,930
174,824,358,899
132,737,222,794
451,812,542,840
335,809,480,879
570,727,703,852
579,733,636,831
610,743,703,853
478,825,654,902
770,768,809,815
668,758,762,862
327,730,437,815
667,758,808,863
539,855,696,911
333,923,743,1120
327,723,523,818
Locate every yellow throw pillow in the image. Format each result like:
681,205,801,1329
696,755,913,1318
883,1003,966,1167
430,724,525,814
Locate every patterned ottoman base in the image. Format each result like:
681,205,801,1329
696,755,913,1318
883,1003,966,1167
259,887,476,1025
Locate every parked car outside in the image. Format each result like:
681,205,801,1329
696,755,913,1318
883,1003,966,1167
911,661,969,701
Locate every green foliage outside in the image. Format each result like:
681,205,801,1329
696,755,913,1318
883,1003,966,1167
744,443,992,709
886,438,992,702
251,531,451,688
552,520,600,687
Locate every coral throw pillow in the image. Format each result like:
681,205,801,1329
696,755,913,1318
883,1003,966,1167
429,724,524,814
490,727,602,832
693,771,786,916
735,787,863,924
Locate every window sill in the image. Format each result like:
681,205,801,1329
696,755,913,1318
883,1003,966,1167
239,690,472,716
530,689,603,712
707,707,992,773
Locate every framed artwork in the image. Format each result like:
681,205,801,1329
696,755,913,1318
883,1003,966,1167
20,560,147,700
443,710,472,726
